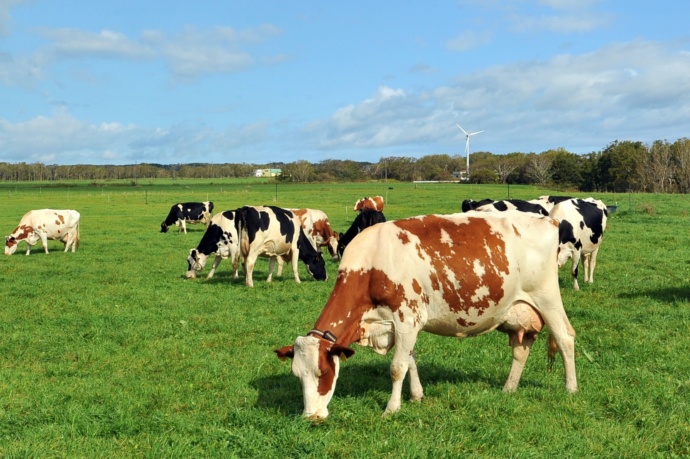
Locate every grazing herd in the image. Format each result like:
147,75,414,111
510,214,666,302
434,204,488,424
5,191,610,420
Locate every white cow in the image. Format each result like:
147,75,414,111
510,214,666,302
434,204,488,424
5,209,81,255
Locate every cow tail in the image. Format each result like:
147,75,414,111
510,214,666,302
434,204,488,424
238,208,250,257
75,220,81,250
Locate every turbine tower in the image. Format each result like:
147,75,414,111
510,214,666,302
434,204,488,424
456,123,484,181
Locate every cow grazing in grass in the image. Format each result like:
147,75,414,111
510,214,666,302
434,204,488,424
336,209,386,258
5,209,80,255
185,210,242,280
461,198,494,213
550,198,608,290
354,195,385,212
473,199,549,216
289,208,339,260
275,211,577,419
161,201,214,234
238,206,328,287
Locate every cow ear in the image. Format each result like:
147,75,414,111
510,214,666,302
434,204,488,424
329,345,355,361
274,346,295,361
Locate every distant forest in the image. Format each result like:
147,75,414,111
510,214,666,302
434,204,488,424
2,138,690,193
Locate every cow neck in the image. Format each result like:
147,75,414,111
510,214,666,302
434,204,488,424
307,328,337,343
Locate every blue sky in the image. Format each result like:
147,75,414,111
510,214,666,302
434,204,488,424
1,0,689,165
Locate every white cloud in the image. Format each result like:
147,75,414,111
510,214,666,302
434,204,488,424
446,30,493,52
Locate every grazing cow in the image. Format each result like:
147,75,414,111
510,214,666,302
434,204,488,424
336,209,386,258
529,195,574,213
289,208,339,260
461,198,494,213
550,198,608,290
160,201,214,234
238,206,328,287
5,209,80,256
473,199,549,216
276,211,577,419
185,210,242,280
354,195,385,212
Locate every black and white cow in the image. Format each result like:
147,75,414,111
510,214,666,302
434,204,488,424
161,201,214,234
550,198,608,290
461,198,494,213
473,199,549,216
336,209,387,258
238,206,328,287
185,210,242,280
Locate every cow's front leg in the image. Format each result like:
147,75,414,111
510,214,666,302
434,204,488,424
571,250,581,290
503,332,535,392
291,252,301,284
384,332,417,415
40,233,49,254
207,255,222,279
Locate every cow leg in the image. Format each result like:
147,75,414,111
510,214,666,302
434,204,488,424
503,332,535,392
407,351,424,402
291,251,301,283
539,307,578,393
571,250,581,290
244,255,256,287
181,220,187,234
207,255,222,279
266,257,277,282
384,333,418,415
585,248,599,284
232,253,241,279
276,256,285,277
41,233,49,254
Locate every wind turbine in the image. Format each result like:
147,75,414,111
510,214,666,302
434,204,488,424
456,123,484,181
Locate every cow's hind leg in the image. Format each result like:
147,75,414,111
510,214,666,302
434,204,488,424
584,248,599,284
407,351,424,402
539,308,578,393
571,250,581,290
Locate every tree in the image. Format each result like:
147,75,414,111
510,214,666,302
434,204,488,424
548,148,583,189
526,154,552,186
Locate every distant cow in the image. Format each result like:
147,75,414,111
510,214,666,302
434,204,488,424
551,198,608,290
238,206,328,287
276,211,577,419
185,210,242,280
289,208,339,260
354,195,384,212
336,209,386,258
5,209,80,255
529,195,574,213
473,199,549,216
461,198,494,213
161,201,214,234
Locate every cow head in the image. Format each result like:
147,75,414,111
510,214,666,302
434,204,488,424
160,222,170,233
304,251,328,281
4,235,17,255
185,248,208,278
275,335,355,419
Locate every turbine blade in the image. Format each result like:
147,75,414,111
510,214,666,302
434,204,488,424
469,130,485,136
456,123,469,136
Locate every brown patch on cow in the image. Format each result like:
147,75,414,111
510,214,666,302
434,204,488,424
317,340,337,396
54,213,65,226
392,215,509,317
398,232,411,244
12,225,34,241
291,209,308,220
512,224,521,237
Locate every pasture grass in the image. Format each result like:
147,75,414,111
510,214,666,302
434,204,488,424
1,180,689,457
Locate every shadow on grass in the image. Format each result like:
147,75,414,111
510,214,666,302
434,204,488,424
618,286,690,303
251,361,513,415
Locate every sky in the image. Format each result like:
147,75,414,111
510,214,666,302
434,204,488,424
1,1,689,166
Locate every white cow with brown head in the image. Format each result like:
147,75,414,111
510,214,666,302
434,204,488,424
5,209,80,255
289,208,339,260
276,211,577,419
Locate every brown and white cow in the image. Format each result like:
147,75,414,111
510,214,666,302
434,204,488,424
238,206,328,287
5,209,80,255
276,211,577,419
353,195,384,212
550,198,608,290
289,208,339,260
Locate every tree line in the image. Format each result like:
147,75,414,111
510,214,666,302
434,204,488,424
2,138,690,193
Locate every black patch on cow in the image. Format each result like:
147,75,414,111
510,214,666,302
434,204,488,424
461,198,494,213
573,200,605,244
195,223,225,256
337,209,387,257
558,219,581,250
267,206,296,243
545,195,573,205
493,201,509,211
506,199,549,215
297,228,327,281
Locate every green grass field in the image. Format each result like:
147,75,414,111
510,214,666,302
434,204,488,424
1,180,689,458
